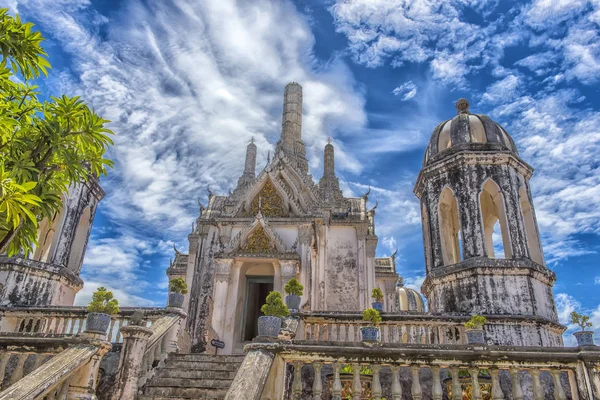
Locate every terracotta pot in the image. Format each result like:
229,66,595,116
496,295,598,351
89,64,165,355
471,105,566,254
168,292,185,308
258,316,281,337
86,312,111,334
285,295,301,311
574,331,595,346
360,326,380,342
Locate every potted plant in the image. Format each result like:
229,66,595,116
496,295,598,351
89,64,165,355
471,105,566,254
168,278,188,308
571,311,595,346
464,315,487,344
360,308,381,342
258,291,290,337
86,286,120,334
371,288,384,311
284,278,303,312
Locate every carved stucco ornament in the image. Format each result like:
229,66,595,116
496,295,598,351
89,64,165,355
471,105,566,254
248,179,284,217
240,226,277,254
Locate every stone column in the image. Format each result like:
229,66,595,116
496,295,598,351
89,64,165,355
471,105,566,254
212,258,234,340
68,332,111,400
298,224,313,310
110,326,153,400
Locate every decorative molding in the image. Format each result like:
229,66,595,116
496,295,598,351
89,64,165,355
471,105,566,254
298,224,313,245
365,236,378,258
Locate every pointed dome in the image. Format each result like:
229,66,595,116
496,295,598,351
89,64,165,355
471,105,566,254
396,284,425,312
422,98,518,166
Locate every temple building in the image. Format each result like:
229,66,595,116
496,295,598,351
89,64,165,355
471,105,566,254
0,83,597,400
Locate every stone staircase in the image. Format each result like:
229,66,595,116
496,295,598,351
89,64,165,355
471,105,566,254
138,353,244,399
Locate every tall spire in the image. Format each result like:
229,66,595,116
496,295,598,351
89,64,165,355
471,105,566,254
319,139,342,202
276,82,308,173
235,139,257,190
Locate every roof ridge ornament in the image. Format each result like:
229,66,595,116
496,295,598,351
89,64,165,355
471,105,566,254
455,98,470,114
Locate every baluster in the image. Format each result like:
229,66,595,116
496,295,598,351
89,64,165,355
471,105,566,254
312,362,323,400
490,368,504,400
354,325,360,342
470,367,482,400
68,317,75,334
332,362,342,400
57,377,71,400
13,318,21,333
391,365,402,399
33,353,45,370
438,326,444,344
9,353,28,385
77,317,84,334
370,364,381,400
344,324,349,342
567,369,580,400
450,367,462,400
392,325,399,343
451,326,457,344
551,369,567,400
431,365,443,400
531,368,544,400
352,363,362,400
510,368,524,400
292,361,302,399
47,387,56,400
116,319,124,342
0,352,11,389
411,365,422,400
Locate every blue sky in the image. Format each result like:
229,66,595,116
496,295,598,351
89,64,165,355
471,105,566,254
7,0,600,344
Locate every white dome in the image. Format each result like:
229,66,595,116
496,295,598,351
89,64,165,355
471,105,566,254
396,285,426,312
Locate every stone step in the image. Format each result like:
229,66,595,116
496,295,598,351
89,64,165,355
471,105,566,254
156,368,237,380
148,377,233,389
168,353,244,363
163,360,241,371
143,386,228,398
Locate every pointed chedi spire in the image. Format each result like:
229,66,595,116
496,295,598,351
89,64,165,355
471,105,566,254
319,138,343,202
275,82,308,173
235,138,258,190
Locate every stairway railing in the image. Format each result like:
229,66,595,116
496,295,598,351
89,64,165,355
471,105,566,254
0,333,110,400
226,341,600,400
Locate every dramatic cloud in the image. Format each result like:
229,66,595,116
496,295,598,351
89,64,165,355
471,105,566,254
392,81,417,101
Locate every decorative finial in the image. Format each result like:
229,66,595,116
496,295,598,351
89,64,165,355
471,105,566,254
391,247,398,260
197,199,205,214
327,137,332,145
173,245,180,255
251,137,255,144
397,276,404,287
207,185,213,197
455,98,470,114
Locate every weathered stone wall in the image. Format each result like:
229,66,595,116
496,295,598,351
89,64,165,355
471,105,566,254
325,227,359,311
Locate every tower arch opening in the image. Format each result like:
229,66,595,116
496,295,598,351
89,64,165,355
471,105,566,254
480,179,512,259
438,187,461,266
67,207,91,273
519,186,544,265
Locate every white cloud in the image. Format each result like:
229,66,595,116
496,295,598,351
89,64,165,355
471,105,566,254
74,281,159,307
481,75,521,105
595,276,600,285
392,81,417,101
381,236,397,253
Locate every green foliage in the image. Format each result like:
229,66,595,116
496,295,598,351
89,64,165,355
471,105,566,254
339,364,373,375
0,9,114,256
260,291,289,318
464,314,487,329
571,311,593,331
371,287,384,302
284,277,303,296
87,286,120,315
362,308,381,326
169,278,188,294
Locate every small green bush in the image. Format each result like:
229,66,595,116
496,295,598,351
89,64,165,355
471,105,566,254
464,314,487,329
87,286,120,315
261,291,290,318
371,288,384,303
169,278,188,294
339,365,373,375
284,278,303,296
571,311,593,331
362,308,381,326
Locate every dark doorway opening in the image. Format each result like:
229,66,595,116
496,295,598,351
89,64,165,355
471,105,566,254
242,276,274,341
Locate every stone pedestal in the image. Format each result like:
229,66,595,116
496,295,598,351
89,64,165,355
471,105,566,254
67,333,111,400
110,325,153,400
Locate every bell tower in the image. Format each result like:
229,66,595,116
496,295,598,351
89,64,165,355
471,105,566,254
415,99,563,346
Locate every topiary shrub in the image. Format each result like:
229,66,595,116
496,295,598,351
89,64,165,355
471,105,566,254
571,311,593,331
464,314,487,330
362,308,381,326
87,286,120,315
284,278,303,296
371,288,384,303
169,278,188,294
261,291,290,318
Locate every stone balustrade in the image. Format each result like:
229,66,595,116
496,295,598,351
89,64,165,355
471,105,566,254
0,306,168,343
226,341,600,400
297,312,469,345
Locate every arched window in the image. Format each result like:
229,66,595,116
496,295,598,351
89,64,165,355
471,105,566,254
67,207,91,272
519,187,544,265
480,179,512,259
438,187,461,265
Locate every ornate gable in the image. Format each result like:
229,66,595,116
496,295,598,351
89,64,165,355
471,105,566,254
247,179,284,217
240,225,277,254
225,214,297,258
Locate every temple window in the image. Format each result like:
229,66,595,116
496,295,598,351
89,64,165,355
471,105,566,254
438,187,461,265
480,179,512,259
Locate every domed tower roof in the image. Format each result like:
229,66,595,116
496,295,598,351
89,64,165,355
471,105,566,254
396,283,426,312
423,98,518,166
